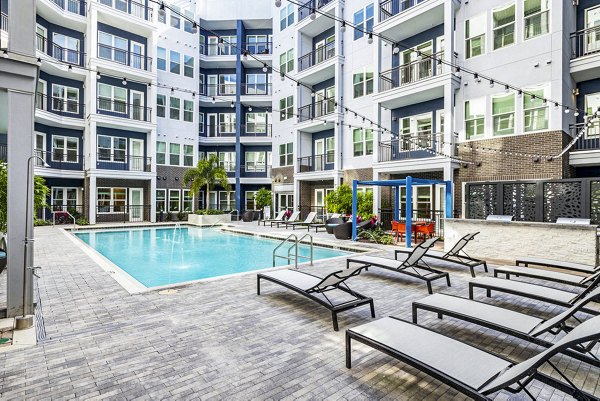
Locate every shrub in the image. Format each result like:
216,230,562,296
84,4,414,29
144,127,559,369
177,211,188,221
166,211,173,221
255,187,272,209
34,218,52,227
358,226,394,245
194,209,224,215
75,218,90,226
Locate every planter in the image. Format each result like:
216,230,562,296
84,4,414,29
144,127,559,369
188,213,231,226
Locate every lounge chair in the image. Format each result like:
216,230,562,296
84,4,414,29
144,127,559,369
395,232,487,278
494,265,600,288
308,214,341,232
272,211,300,228
516,256,599,275
346,315,600,401
325,217,344,234
346,237,450,294
257,265,375,331
259,210,286,226
412,287,600,368
285,211,317,229
468,274,600,315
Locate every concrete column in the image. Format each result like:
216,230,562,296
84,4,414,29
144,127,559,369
150,177,157,223
372,170,380,215
443,81,454,156
293,178,301,211
7,0,35,55
88,175,97,224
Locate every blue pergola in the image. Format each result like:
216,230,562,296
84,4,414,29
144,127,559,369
351,177,453,247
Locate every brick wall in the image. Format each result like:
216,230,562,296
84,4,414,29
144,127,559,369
342,168,373,184
271,166,294,184
95,178,152,222
298,179,334,217
157,165,190,190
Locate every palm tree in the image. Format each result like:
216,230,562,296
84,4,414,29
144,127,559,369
183,155,230,211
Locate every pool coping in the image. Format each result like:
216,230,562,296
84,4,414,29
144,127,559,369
62,225,377,294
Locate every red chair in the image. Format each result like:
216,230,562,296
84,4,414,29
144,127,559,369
415,223,435,242
391,221,406,242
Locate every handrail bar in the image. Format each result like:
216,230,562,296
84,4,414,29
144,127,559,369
52,209,76,230
273,234,298,267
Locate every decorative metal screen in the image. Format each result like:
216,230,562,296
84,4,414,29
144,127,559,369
543,181,583,223
467,184,497,219
590,181,600,224
503,183,536,221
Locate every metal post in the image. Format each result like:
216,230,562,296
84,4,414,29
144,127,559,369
406,176,413,248
445,181,453,219
352,180,358,241
394,186,399,221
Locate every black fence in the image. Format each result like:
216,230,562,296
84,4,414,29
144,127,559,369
298,42,335,71
96,205,151,223
465,178,600,224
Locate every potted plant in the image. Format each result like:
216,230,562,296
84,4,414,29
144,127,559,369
254,187,272,220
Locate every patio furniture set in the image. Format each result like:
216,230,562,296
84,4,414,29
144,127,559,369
259,211,373,239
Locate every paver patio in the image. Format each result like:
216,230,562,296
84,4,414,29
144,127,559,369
0,223,598,400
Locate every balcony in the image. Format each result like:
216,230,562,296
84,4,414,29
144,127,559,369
299,42,335,72
37,149,84,171
96,99,152,123
241,123,272,137
297,153,334,173
242,41,272,55
374,0,444,43
0,12,7,49
298,0,334,21
204,124,237,138
35,93,86,121
36,34,85,67
96,152,152,172
48,0,87,16
97,44,152,71
97,0,152,21
200,84,237,97
241,83,272,96
570,26,600,82
378,132,447,163
297,98,336,123
569,123,600,167
379,0,427,23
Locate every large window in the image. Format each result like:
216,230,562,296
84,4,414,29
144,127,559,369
524,0,550,40
246,74,268,95
170,97,180,120
524,88,548,132
353,71,374,98
184,100,194,122
492,92,515,136
245,191,256,211
353,4,374,41
97,135,126,162
184,145,194,166
52,136,78,163
279,49,294,74
170,143,181,166
353,128,373,156
246,112,268,133
97,187,126,213
170,5,181,29
219,152,236,171
219,74,237,95
52,33,80,64
52,187,78,210
184,55,194,78
219,113,236,133
279,143,293,166
326,137,335,164
156,141,166,164
585,92,600,138
169,189,180,212
280,3,294,31
182,190,193,212
98,32,127,64
279,96,293,121
156,189,166,212
183,10,195,33
245,151,266,172
98,83,127,113
157,94,166,118
51,84,79,114
465,98,485,139
157,47,166,71
465,14,485,58
199,113,204,134
493,3,515,50
170,50,181,74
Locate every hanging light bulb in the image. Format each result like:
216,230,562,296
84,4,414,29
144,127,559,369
192,92,196,99
340,21,346,32
393,46,400,54
565,108,570,114
311,92,315,97
310,8,316,20
171,87,174,94
262,63,268,73
280,72,285,82
248,106,253,111
211,97,216,104
275,0,281,7
504,85,509,93
36,58,42,66
517,90,522,98
230,101,235,108
218,38,225,52
158,2,166,17
192,22,198,34
68,64,73,71
367,33,373,44
574,110,580,117
242,50,248,61
96,71,101,80
122,77,127,86
489,80,494,88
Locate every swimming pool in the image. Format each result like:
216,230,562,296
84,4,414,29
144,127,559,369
74,227,352,288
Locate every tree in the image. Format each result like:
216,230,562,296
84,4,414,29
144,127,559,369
325,184,353,214
254,187,272,209
0,163,49,233
183,155,230,211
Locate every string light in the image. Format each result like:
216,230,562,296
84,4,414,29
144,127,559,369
122,77,127,86
340,21,346,32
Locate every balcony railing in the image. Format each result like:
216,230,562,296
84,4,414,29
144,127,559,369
36,34,85,67
298,42,335,72
96,153,151,172
378,131,447,162
571,123,600,151
379,51,450,92
202,44,238,57
242,123,272,137
97,0,153,21
297,153,334,173
0,12,8,33
0,144,7,162
570,26,600,59
204,124,237,137
96,99,151,122
97,44,152,71
244,163,269,173
379,0,428,23
35,93,86,118
96,205,150,223
241,83,272,96
298,0,334,20
241,42,272,55
201,84,237,96
297,98,336,122
36,149,84,170
49,0,87,16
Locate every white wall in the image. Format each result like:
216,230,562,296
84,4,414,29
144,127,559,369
197,0,273,21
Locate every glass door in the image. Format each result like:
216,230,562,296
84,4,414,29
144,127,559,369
585,6,600,54
130,139,144,171
325,86,335,114
129,188,143,222
207,75,218,96
130,41,144,69
130,91,144,121
315,139,325,171
585,92,600,138
207,113,218,136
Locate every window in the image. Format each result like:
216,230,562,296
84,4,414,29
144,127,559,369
219,152,236,171
199,113,204,133
52,33,80,64
280,3,294,31
97,135,126,162
246,74,268,95
184,55,194,78
279,96,293,121
97,83,127,113
51,84,79,113
52,136,78,163
353,71,374,98
158,7,166,23
353,4,374,41
170,5,181,29
493,3,515,50
169,190,180,212
326,137,335,164
465,98,485,139
98,32,127,64
170,143,181,165
365,4,374,33
156,189,166,212
97,188,126,213
156,141,166,164
465,14,485,58
219,74,236,95
184,145,194,166
184,100,194,122
353,128,373,156
279,49,294,74
182,190,193,212
170,50,181,74
246,35,269,54
219,113,236,133
157,47,166,71
35,132,46,164
157,94,166,118
523,88,548,132
245,191,256,211
585,92,600,138
51,188,77,210
279,143,293,166
246,112,267,133
170,97,180,120
492,93,515,136
245,152,266,172
184,10,195,33
524,0,550,40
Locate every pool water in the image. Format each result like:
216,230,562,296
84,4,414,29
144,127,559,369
75,227,351,287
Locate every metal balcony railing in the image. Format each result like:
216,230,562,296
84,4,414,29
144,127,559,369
378,132,449,162
96,204,150,223
50,0,87,16
0,12,8,33
202,43,238,56
241,41,272,55
96,152,151,172
36,34,85,66
98,0,152,21
379,51,451,92
241,83,272,95
297,153,334,173
298,0,334,20
244,162,268,173
297,98,336,122
97,44,152,71
36,149,84,170
35,93,85,118
204,124,237,137
571,123,600,151
379,0,428,23
242,123,272,137
96,99,152,122
570,26,600,59
201,84,237,96
298,42,335,72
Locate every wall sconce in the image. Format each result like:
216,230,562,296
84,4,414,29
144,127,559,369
532,156,541,163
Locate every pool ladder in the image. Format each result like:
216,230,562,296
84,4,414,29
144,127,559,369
272,234,313,269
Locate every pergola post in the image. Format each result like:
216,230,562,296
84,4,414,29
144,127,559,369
406,176,413,248
351,180,358,241
394,186,399,221
445,181,453,218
